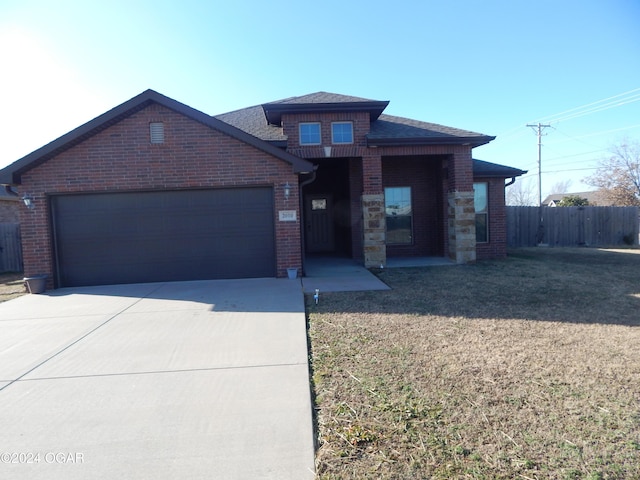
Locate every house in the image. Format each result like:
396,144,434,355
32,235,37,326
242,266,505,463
542,191,611,207
0,90,525,288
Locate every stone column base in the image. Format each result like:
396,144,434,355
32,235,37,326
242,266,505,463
448,191,476,264
362,194,386,268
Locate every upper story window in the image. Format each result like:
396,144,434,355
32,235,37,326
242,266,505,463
331,122,353,144
299,122,321,145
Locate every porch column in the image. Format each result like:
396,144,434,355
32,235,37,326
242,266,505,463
448,149,476,263
362,153,386,268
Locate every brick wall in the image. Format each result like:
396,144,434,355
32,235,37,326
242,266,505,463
382,156,445,256
18,103,303,284
282,111,370,149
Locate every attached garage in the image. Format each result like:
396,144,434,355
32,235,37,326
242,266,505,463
51,187,276,287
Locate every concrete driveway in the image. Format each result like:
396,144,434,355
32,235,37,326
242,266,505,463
0,278,315,479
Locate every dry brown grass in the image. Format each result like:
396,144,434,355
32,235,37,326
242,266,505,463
308,248,640,480
0,272,26,303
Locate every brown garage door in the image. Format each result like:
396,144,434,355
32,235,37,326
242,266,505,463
51,188,275,287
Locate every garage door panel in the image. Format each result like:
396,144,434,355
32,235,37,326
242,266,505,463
52,188,276,287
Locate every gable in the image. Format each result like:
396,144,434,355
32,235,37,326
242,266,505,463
0,90,313,185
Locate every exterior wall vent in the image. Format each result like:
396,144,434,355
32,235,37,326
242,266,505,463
150,122,165,144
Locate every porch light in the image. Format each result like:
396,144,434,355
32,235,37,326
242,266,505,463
22,194,35,210
283,182,291,200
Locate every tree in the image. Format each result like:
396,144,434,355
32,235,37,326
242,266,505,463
585,138,640,206
506,178,537,206
548,179,573,196
557,195,589,207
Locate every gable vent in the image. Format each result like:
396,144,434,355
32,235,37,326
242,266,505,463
150,122,165,144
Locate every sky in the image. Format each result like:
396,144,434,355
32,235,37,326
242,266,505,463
1,0,639,201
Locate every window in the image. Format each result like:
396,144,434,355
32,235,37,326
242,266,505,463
385,187,412,244
299,123,321,145
474,182,488,243
149,122,165,144
331,122,353,144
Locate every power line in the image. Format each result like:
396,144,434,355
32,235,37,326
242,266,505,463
535,87,640,124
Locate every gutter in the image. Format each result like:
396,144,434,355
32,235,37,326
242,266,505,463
4,185,20,197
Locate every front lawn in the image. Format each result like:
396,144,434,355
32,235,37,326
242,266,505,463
0,272,26,303
308,248,640,479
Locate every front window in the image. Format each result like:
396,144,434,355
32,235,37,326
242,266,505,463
299,123,321,145
385,187,412,244
331,122,353,144
474,182,488,243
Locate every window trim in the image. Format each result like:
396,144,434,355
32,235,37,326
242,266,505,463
473,182,489,243
384,186,413,245
331,121,354,144
299,122,321,145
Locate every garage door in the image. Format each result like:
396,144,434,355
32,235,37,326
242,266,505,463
51,188,276,287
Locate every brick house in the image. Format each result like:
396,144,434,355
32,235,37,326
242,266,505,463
0,90,524,288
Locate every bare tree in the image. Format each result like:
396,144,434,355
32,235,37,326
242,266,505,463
506,178,537,206
585,138,640,206
548,179,573,196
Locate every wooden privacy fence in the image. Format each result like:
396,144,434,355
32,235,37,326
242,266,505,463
0,223,23,273
507,206,639,247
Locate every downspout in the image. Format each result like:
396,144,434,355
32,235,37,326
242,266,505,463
298,166,318,277
505,177,516,187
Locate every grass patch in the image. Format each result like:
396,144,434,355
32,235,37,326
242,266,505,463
0,272,26,303
308,248,640,479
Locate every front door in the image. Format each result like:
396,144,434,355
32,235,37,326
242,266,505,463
305,194,335,252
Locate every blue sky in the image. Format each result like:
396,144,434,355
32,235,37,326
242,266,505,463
1,0,639,198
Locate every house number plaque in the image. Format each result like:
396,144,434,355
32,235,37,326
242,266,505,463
279,210,297,222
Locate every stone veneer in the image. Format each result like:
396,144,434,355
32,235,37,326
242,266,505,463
448,190,476,263
362,194,386,267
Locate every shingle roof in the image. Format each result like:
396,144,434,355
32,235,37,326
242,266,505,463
216,92,494,147
368,114,494,146
473,159,527,178
265,92,379,105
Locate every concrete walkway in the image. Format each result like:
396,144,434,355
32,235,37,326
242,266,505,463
0,279,315,480
301,256,391,294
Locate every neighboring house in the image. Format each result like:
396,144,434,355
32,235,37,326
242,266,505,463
0,188,20,223
0,90,525,288
542,191,612,207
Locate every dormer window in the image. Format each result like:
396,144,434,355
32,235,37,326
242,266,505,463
331,122,353,144
299,122,321,145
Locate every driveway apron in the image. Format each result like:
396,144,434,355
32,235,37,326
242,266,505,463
0,278,315,479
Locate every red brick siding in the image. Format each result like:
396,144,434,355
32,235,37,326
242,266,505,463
383,156,445,257
282,112,370,148
19,103,302,285
475,177,507,259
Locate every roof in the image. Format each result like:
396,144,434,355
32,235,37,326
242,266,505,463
369,115,494,147
0,90,314,185
473,159,527,178
217,92,494,148
542,191,611,206
261,92,389,126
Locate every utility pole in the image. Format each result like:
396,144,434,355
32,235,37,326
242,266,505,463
526,123,551,244
526,123,551,206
